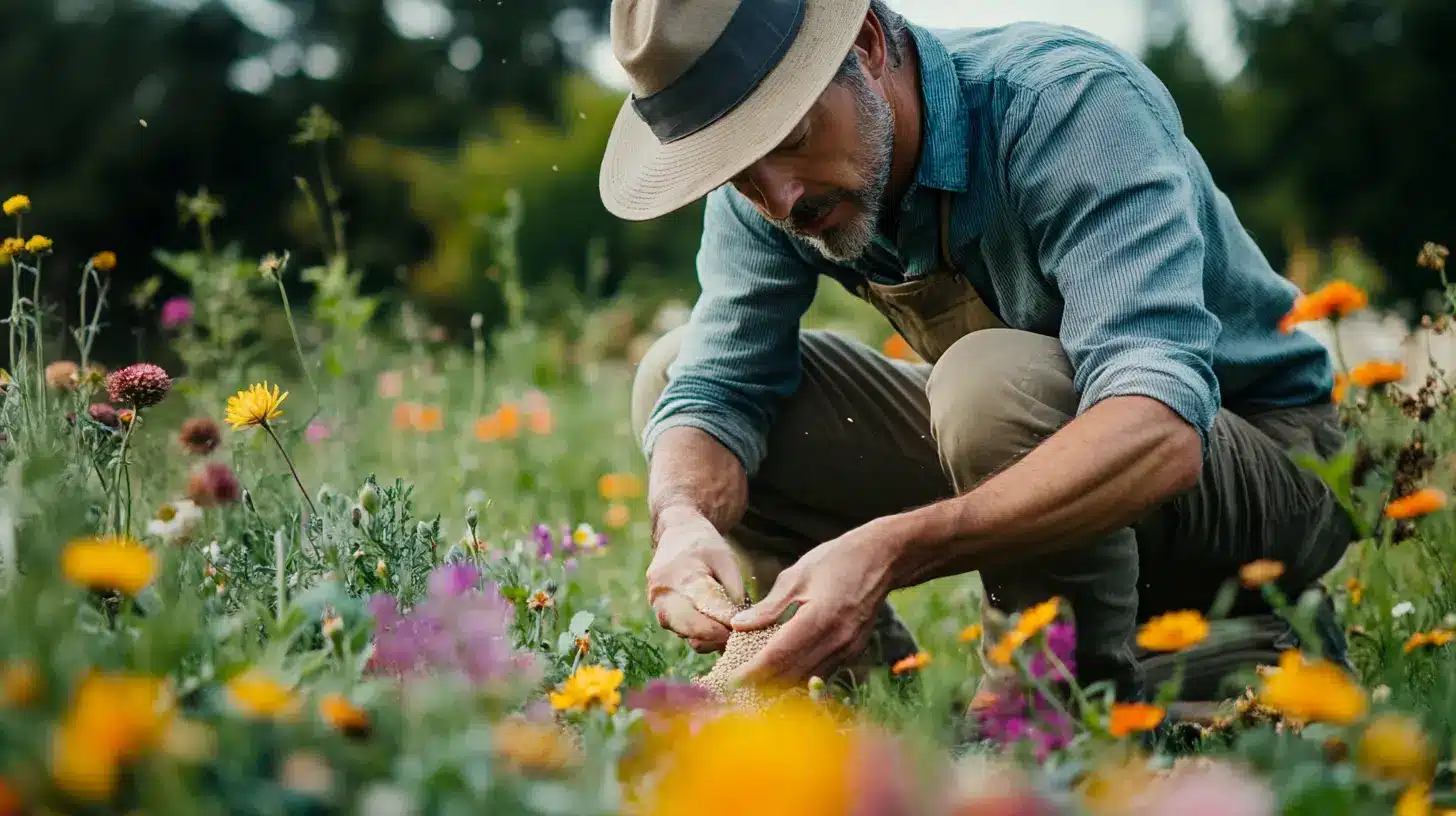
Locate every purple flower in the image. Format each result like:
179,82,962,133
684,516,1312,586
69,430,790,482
532,524,555,560
366,566,537,687
160,297,194,329
1028,622,1077,681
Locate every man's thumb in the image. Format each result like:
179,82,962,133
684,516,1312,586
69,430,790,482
730,586,795,631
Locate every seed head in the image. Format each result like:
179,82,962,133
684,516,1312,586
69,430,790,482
87,403,120,429
106,363,172,408
178,417,222,455
1418,242,1449,273
45,361,79,391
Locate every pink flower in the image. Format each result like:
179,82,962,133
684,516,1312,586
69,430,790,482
1133,760,1275,816
160,297,194,329
87,403,120,429
305,420,331,444
105,362,172,408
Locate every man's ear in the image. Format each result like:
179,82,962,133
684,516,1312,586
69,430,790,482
850,9,889,80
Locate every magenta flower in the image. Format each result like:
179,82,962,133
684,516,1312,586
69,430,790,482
625,678,713,714
87,403,120,429
305,420,331,444
1028,622,1077,681
105,362,172,408
160,297,194,329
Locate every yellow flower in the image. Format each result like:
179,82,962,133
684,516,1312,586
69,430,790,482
318,693,370,738
1346,576,1364,606
225,668,299,719
597,472,643,501
493,718,579,775
1386,488,1447,520
24,235,52,254
0,237,21,259
548,665,624,714
1136,610,1210,652
1396,783,1432,816
1,660,40,707
1258,649,1368,725
635,696,855,816
90,251,117,272
891,651,931,675
957,623,983,643
1403,629,1455,654
1015,597,1061,639
1240,559,1285,588
1107,702,1166,737
988,630,1028,666
1358,714,1434,784
225,382,288,430
50,672,171,802
61,536,157,596
2,195,30,216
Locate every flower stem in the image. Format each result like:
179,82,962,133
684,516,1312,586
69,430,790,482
31,257,43,412
263,421,316,516
274,528,288,624
271,254,319,405
110,406,138,535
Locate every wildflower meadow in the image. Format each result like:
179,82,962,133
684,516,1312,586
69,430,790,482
2,133,1456,815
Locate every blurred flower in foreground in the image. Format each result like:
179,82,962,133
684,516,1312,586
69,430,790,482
1108,702,1165,737
626,678,714,728
50,672,171,802
225,668,299,720
1258,649,1367,725
1136,610,1209,652
1386,488,1447,520
367,564,539,688
306,420,331,444
598,472,643,501
493,717,579,775
45,360,79,391
1125,758,1276,816
1358,714,1434,784
1395,783,1431,816
1,660,40,708
319,693,371,739
475,403,522,442
106,363,172,408
1402,629,1454,653
958,623,983,643
178,417,221,455
636,696,855,816
87,403,120,430
61,536,157,596
225,382,287,430
159,297,194,329
549,665,624,714
1240,559,1285,589
605,502,631,529
1278,280,1367,333
1349,360,1406,388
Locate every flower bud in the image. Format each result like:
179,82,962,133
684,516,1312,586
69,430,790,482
470,312,484,330
465,506,479,531
351,506,362,528
808,676,826,701
359,483,380,515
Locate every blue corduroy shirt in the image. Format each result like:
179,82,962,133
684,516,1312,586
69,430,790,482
640,20,1335,477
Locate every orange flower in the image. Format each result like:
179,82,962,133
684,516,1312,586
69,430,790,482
414,405,443,433
391,402,419,431
1349,361,1406,388
1404,629,1455,654
891,651,931,675
1278,280,1368,333
1014,598,1062,639
1240,559,1286,589
318,693,370,738
605,503,631,530
1386,488,1447,520
1107,702,1165,737
475,403,522,442
1346,576,1364,606
598,473,644,501
881,333,920,362
1332,373,1348,404
957,623,983,643
0,776,18,815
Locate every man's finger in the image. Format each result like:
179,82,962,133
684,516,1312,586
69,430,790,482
729,570,798,632
655,592,731,646
680,575,743,626
731,607,839,685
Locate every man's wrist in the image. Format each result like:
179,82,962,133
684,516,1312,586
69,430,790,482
651,502,710,548
883,496,986,590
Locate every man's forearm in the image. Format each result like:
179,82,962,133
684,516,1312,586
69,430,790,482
885,396,1203,589
647,425,750,546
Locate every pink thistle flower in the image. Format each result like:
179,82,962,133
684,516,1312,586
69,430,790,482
105,362,172,408
305,420,331,444
87,403,120,429
159,297,194,329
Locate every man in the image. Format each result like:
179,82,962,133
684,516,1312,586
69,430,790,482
601,0,1354,700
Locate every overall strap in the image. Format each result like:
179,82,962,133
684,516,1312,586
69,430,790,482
938,191,955,270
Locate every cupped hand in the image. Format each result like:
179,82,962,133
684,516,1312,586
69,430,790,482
645,512,747,653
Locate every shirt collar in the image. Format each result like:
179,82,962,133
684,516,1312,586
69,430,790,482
906,24,970,194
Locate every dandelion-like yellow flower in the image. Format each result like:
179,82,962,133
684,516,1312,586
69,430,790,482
1014,597,1061,639
1240,559,1286,589
1358,714,1434,784
225,668,298,720
2,195,30,216
988,629,1028,666
0,238,22,258
1403,629,1455,654
1136,610,1210,652
60,536,157,596
1395,783,1432,816
548,665,624,714
50,672,171,802
1258,649,1367,725
24,235,52,254
1108,702,1165,737
90,251,117,272
891,651,931,675
225,382,287,430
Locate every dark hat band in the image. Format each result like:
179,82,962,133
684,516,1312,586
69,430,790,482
630,0,807,144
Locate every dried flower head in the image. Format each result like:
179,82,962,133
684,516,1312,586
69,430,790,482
106,363,172,408
24,235,52,254
45,361,79,391
1417,243,1449,273
2,195,30,216
90,251,117,272
178,417,222,455
225,382,287,430
87,403,120,429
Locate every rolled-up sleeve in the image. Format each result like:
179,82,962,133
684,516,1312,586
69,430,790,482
640,187,818,476
1005,67,1222,447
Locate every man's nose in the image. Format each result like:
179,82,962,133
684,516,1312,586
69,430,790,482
743,163,802,221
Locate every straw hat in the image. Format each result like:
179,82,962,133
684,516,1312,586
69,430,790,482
599,0,872,221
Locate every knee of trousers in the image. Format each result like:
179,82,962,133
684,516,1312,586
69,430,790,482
926,329,1080,490
629,324,691,443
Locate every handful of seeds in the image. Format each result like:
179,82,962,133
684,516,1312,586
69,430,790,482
692,585,780,710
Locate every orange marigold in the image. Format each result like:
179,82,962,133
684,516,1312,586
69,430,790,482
881,334,920,362
1386,488,1447,520
1240,559,1286,589
1108,702,1165,737
1332,372,1348,404
891,651,931,675
1349,361,1406,388
1278,280,1368,332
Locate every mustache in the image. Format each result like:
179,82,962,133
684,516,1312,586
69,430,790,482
778,190,854,233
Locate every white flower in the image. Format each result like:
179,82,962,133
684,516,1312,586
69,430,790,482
206,540,221,561
1372,684,1392,703
146,499,203,544
572,522,603,551
1392,601,1416,618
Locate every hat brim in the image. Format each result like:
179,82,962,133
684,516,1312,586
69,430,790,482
599,0,872,222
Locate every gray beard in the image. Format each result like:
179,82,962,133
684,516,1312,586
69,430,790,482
772,74,895,263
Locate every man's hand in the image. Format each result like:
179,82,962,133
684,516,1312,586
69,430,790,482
645,511,747,653
725,518,900,685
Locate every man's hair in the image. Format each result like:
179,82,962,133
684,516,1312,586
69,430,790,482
835,0,910,81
